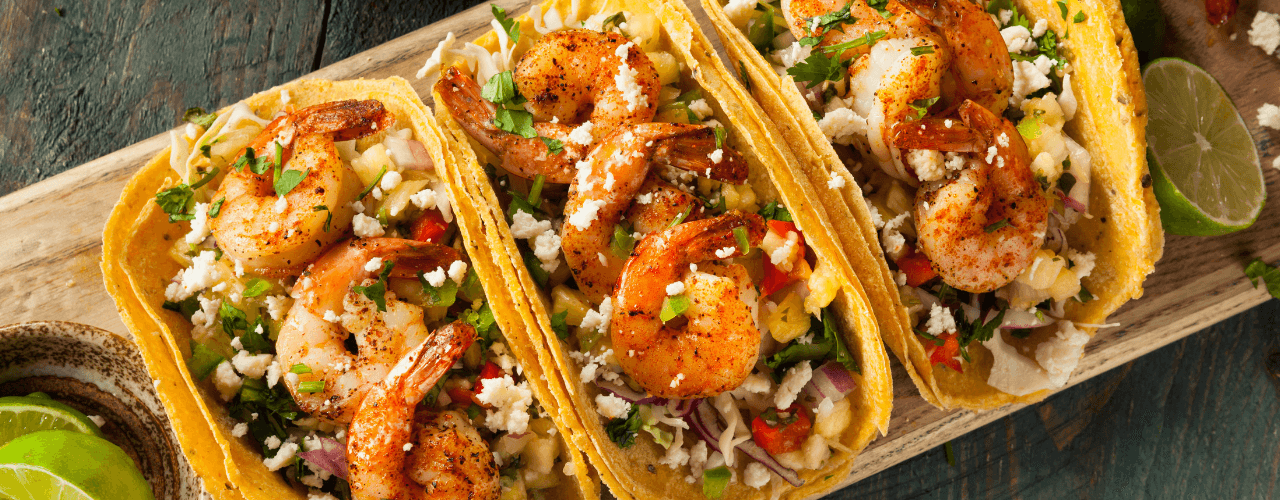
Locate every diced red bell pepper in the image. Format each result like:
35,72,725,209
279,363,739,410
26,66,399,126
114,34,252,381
926,331,963,373
478,361,504,381
411,209,449,243
760,220,808,296
750,404,812,455
895,246,937,288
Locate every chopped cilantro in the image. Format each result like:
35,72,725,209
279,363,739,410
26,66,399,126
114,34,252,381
162,296,200,321
758,201,793,222
312,205,332,232
610,223,637,258
787,49,850,88
1075,285,1095,303
1057,0,1069,19
273,168,309,197
1244,259,1280,300
491,4,521,43
1058,172,1077,194
481,71,518,104
522,248,550,287
242,278,271,298
352,260,394,312
748,2,782,54
238,319,274,353
984,218,1011,233
219,302,248,337
494,107,539,138
417,271,459,307
908,96,939,120
601,11,627,32
806,1,854,37
183,107,218,128
1074,11,1087,23
186,341,224,380
551,310,571,340
154,184,196,222
670,205,693,227
606,405,643,448
208,197,225,218
540,136,564,155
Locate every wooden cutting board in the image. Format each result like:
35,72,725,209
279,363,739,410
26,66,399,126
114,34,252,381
0,0,1276,493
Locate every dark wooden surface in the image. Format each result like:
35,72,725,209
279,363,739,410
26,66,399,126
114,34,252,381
1,0,1277,499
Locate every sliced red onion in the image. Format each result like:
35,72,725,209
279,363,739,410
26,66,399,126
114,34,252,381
1059,191,1087,213
596,381,665,406
796,81,824,112
689,401,803,487
385,136,434,171
803,362,857,402
669,398,701,418
297,437,347,480
998,308,1055,330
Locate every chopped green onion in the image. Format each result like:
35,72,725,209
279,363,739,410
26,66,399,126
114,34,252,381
290,363,312,374
297,380,325,393
733,226,750,254
357,166,388,201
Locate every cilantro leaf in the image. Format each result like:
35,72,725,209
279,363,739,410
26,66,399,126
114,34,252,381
551,310,571,340
417,271,459,307
312,205,331,232
806,1,854,36
491,4,521,43
208,198,225,218
606,405,643,448
908,96,940,120
610,223,636,259
1245,259,1280,300
187,341,225,380
1057,0,1068,19
273,168,309,197
352,261,395,312
242,278,271,298
162,296,200,321
183,107,218,128
601,11,627,32
540,136,564,155
494,107,538,138
1074,11,1087,23
219,302,249,337
154,184,195,222
481,71,518,104
788,50,849,88
758,201,793,222
238,318,274,353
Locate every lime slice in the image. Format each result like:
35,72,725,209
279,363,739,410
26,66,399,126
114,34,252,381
0,430,154,500
1144,58,1265,236
0,396,103,448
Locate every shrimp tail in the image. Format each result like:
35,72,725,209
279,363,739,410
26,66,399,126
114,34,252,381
290,99,396,140
651,127,750,184
898,0,1013,113
436,67,578,184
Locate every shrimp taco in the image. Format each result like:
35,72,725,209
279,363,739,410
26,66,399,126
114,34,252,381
699,0,1163,409
421,1,892,498
100,77,600,500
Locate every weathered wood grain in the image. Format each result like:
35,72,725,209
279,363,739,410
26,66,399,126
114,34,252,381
0,0,1278,499
835,300,1280,500
0,0,327,196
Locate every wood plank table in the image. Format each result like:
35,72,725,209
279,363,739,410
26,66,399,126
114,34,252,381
1,0,1277,498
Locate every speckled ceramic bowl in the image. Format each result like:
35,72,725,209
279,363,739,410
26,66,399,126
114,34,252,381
0,321,208,500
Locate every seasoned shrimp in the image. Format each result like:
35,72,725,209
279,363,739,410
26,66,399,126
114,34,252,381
912,101,1049,293
784,0,949,178
276,237,462,424
347,322,499,500
626,175,707,235
611,211,767,399
434,29,660,184
211,100,393,272
897,0,1013,114
562,123,748,302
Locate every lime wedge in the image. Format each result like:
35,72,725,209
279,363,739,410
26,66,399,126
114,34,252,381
0,396,103,448
1144,58,1265,235
0,430,154,500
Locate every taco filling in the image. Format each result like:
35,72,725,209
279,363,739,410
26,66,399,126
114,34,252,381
155,95,575,500
723,0,1100,396
429,4,869,496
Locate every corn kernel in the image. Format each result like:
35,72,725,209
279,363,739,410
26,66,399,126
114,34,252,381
551,285,591,326
767,293,809,342
814,398,852,439
648,51,680,86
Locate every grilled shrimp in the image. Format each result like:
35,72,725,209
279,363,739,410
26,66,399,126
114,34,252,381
611,211,766,399
276,237,462,424
562,123,748,302
434,29,660,184
897,0,1013,114
347,322,499,500
911,101,1048,293
784,0,1011,181
211,100,393,272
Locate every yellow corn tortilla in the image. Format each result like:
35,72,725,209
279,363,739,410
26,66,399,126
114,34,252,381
700,0,1163,410
427,1,893,498
101,77,598,500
